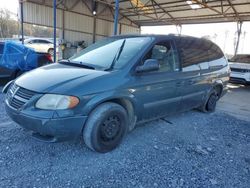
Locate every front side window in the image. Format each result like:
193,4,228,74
69,37,153,71
32,40,39,44
143,41,179,72
38,40,51,44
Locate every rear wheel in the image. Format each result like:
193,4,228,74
199,87,220,113
206,92,218,112
83,102,128,153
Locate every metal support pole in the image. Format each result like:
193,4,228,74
119,24,122,35
235,21,242,56
176,24,182,36
93,16,96,43
20,0,24,44
62,9,65,40
113,0,119,35
53,0,57,62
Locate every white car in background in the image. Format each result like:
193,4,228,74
24,38,55,56
229,54,250,84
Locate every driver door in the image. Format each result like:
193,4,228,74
130,40,182,121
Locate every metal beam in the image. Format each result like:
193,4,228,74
134,12,250,23
226,0,240,21
81,0,92,13
136,14,250,26
192,0,227,17
93,16,97,43
151,0,178,25
62,9,65,40
122,2,250,16
234,21,242,55
95,0,140,26
113,0,119,35
53,0,57,62
20,0,24,44
68,0,80,11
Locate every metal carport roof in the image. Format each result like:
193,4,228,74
101,0,250,26
19,0,250,60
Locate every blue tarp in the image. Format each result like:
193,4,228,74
0,41,38,71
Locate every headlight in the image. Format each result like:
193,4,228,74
35,94,79,110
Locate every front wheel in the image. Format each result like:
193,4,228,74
83,102,128,153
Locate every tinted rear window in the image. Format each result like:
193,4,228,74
175,37,224,67
230,55,250,64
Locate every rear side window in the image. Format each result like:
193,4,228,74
175,38,209,69
37,40,51,44
175,37,225,71
207,42,224,61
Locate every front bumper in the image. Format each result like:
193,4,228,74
5,102,87,141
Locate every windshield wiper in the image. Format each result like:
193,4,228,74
105,39,126,71
59,59,95,70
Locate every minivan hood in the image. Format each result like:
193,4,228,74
15,63,109,93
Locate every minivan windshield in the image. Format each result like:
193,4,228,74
68,37,152,70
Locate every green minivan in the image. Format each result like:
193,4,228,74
4,35,230,153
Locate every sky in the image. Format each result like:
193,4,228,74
0,0,249,55
0,0,19,18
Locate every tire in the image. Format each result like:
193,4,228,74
206,92,218,112
83,102,128,153
48,48,54,56
199,88,220,113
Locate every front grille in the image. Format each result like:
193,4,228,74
230,67,250,73
6,84,36,110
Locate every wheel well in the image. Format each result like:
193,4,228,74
107,98,134,117
214,84,223,97
105,98,136,130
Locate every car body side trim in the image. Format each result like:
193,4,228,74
144,96,182,109
144,91,205,109
182,91,205,100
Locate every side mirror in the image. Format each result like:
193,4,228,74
136,59,159,73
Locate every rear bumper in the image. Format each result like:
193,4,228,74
229,77,250,85
5,103,87,141
230,72,250,84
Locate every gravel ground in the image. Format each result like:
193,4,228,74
0,88,250,188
